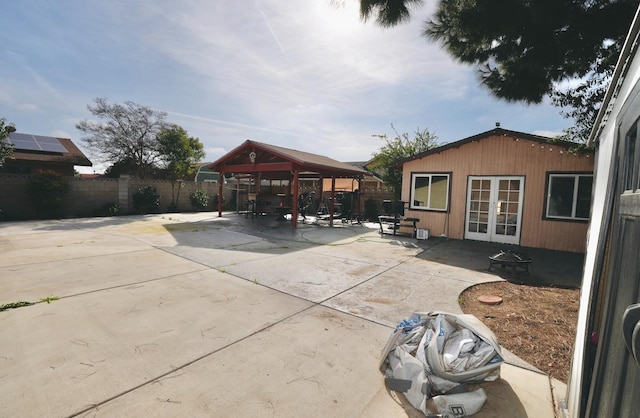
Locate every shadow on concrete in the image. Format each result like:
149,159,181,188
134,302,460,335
415,237,584,289
382,378,528,418
26,213,584,289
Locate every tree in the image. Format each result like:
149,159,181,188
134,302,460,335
358,0,638,142
156,125,205,210
76,98,168,178
370,126,439,199
0,117,17,166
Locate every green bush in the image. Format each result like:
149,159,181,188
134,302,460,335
189,189,209,210
93,202,120,217
26,171,70,219
133,186,160,214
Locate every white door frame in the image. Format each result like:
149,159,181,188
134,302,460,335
464,176,524,245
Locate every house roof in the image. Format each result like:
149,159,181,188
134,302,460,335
209,140,369,179
398,127,590,165
7,133,92,167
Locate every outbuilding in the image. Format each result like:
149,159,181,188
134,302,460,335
398,127,594,252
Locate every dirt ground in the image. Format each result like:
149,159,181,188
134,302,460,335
459,281,580,383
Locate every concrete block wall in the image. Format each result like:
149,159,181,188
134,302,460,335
0,175,31,220
0,174,230,220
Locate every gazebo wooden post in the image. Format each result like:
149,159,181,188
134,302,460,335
236,177,240,213
217,171,224,217
356,177,362,216
329,177,336,226
292,169,299,227
319,176,324,215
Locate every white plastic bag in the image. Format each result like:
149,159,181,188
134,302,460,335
380,311,504,417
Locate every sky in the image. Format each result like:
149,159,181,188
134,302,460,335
1,0,572,173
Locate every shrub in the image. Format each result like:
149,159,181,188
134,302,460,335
93,202,120,217
133,186,160,214
26,171,70,219
189,189,209,210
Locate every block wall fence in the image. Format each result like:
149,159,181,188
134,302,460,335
0,174,394,221
0,175,229,221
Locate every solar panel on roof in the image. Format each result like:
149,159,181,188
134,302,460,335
33,135,68,153
7,133,68,153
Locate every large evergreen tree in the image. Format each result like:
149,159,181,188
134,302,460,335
359,0,639,142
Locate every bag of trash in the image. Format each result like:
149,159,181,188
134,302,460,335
380,311,504,417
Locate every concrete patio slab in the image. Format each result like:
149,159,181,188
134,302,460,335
0,212,580,417
0,248,206,303
324,268,476,325
222,250,391,303
72,305,397,418
0,269,312,418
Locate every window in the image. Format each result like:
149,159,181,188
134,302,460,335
545,173,593,220
410,173,450,211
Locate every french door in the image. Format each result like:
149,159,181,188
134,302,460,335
464,176,524,245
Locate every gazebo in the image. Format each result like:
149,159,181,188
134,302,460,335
209,140,369,227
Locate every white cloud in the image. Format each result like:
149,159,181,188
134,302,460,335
1,0,572,167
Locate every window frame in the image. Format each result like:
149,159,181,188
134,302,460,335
409,172,451,212
544,172,593,222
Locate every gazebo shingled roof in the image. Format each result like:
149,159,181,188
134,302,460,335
209,140,369,178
